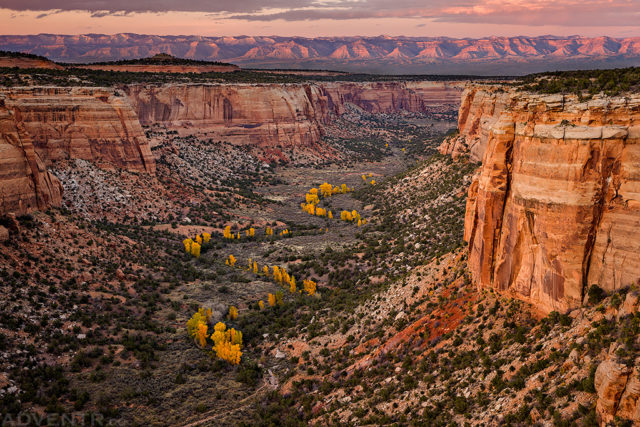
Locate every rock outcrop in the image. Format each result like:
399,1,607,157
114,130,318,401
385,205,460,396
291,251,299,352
460,86,640,313
2,87,155,173
125,81,461,161
593,290,640,424
0,102,62,215
438,85,511,161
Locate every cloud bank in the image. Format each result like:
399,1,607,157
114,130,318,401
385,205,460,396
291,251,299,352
2,0,640,26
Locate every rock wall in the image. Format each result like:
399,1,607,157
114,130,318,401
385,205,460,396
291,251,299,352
0,103,62,215
125,83,330,161
439,85,512,161
462,86,640,313
125,81,461,161
316,81,462,116
2,87,155,173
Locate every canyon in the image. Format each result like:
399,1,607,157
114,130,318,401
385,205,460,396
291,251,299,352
444,85,640,315
0,80,461,215
2,34,640,74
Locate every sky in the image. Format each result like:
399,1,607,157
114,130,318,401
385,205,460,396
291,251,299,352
1,0,639,38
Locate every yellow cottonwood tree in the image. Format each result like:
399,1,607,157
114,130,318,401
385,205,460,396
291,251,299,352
258,300,265,310
303,279,317,296
202,232,211,243
183,238,193,253
268,293,276,307
228,306,238,320
195,322,208,348
275,291,284,306
223,226,233,239
226,254,237,267
328,210,333,219
253,261,258,274
191,242,201,258
319,182,333,197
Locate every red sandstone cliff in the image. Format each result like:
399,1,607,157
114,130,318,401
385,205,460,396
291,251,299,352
457,85,640,314
438,85,511,161
124,81,461,161
0,101,62,215
2,87,155,173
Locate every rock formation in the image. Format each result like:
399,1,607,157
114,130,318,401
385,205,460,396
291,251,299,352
0,102,62,215
2,87,155,173
438,85,511,161
594,290,640,423
458,85,640,313
125,81,461,161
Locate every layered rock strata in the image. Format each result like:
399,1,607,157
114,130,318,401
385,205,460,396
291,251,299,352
2,87,155,173
461,86,640,313
0,102,62,215
125,81,461,161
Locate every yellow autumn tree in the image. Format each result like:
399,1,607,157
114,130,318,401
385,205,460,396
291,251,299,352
275,291,284,306
228,306,238,320
319,182,333,197
268,293,276,307
214,340,241,365
305,193,320,205
253,261,258,274
258,300,265,310
289,276,297,293
263,265,270,276
210,322,242,365
191,242,201,258
223,226,233,239
273,266,282,284
303,279,317,296
370,179,376,185
183,238,193,253
328,210,333,219
202,232,211,243
341,184,348,193
195,322,208,348
226,254,236,267
249,227,255,237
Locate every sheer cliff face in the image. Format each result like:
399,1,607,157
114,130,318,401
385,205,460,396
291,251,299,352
316,81,462,116
3,87,155,174
125,81,461,161
0,103,62,215
462,86,640,313
125,84,329,162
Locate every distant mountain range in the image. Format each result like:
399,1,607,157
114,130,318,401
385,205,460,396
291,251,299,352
1,34,639,75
